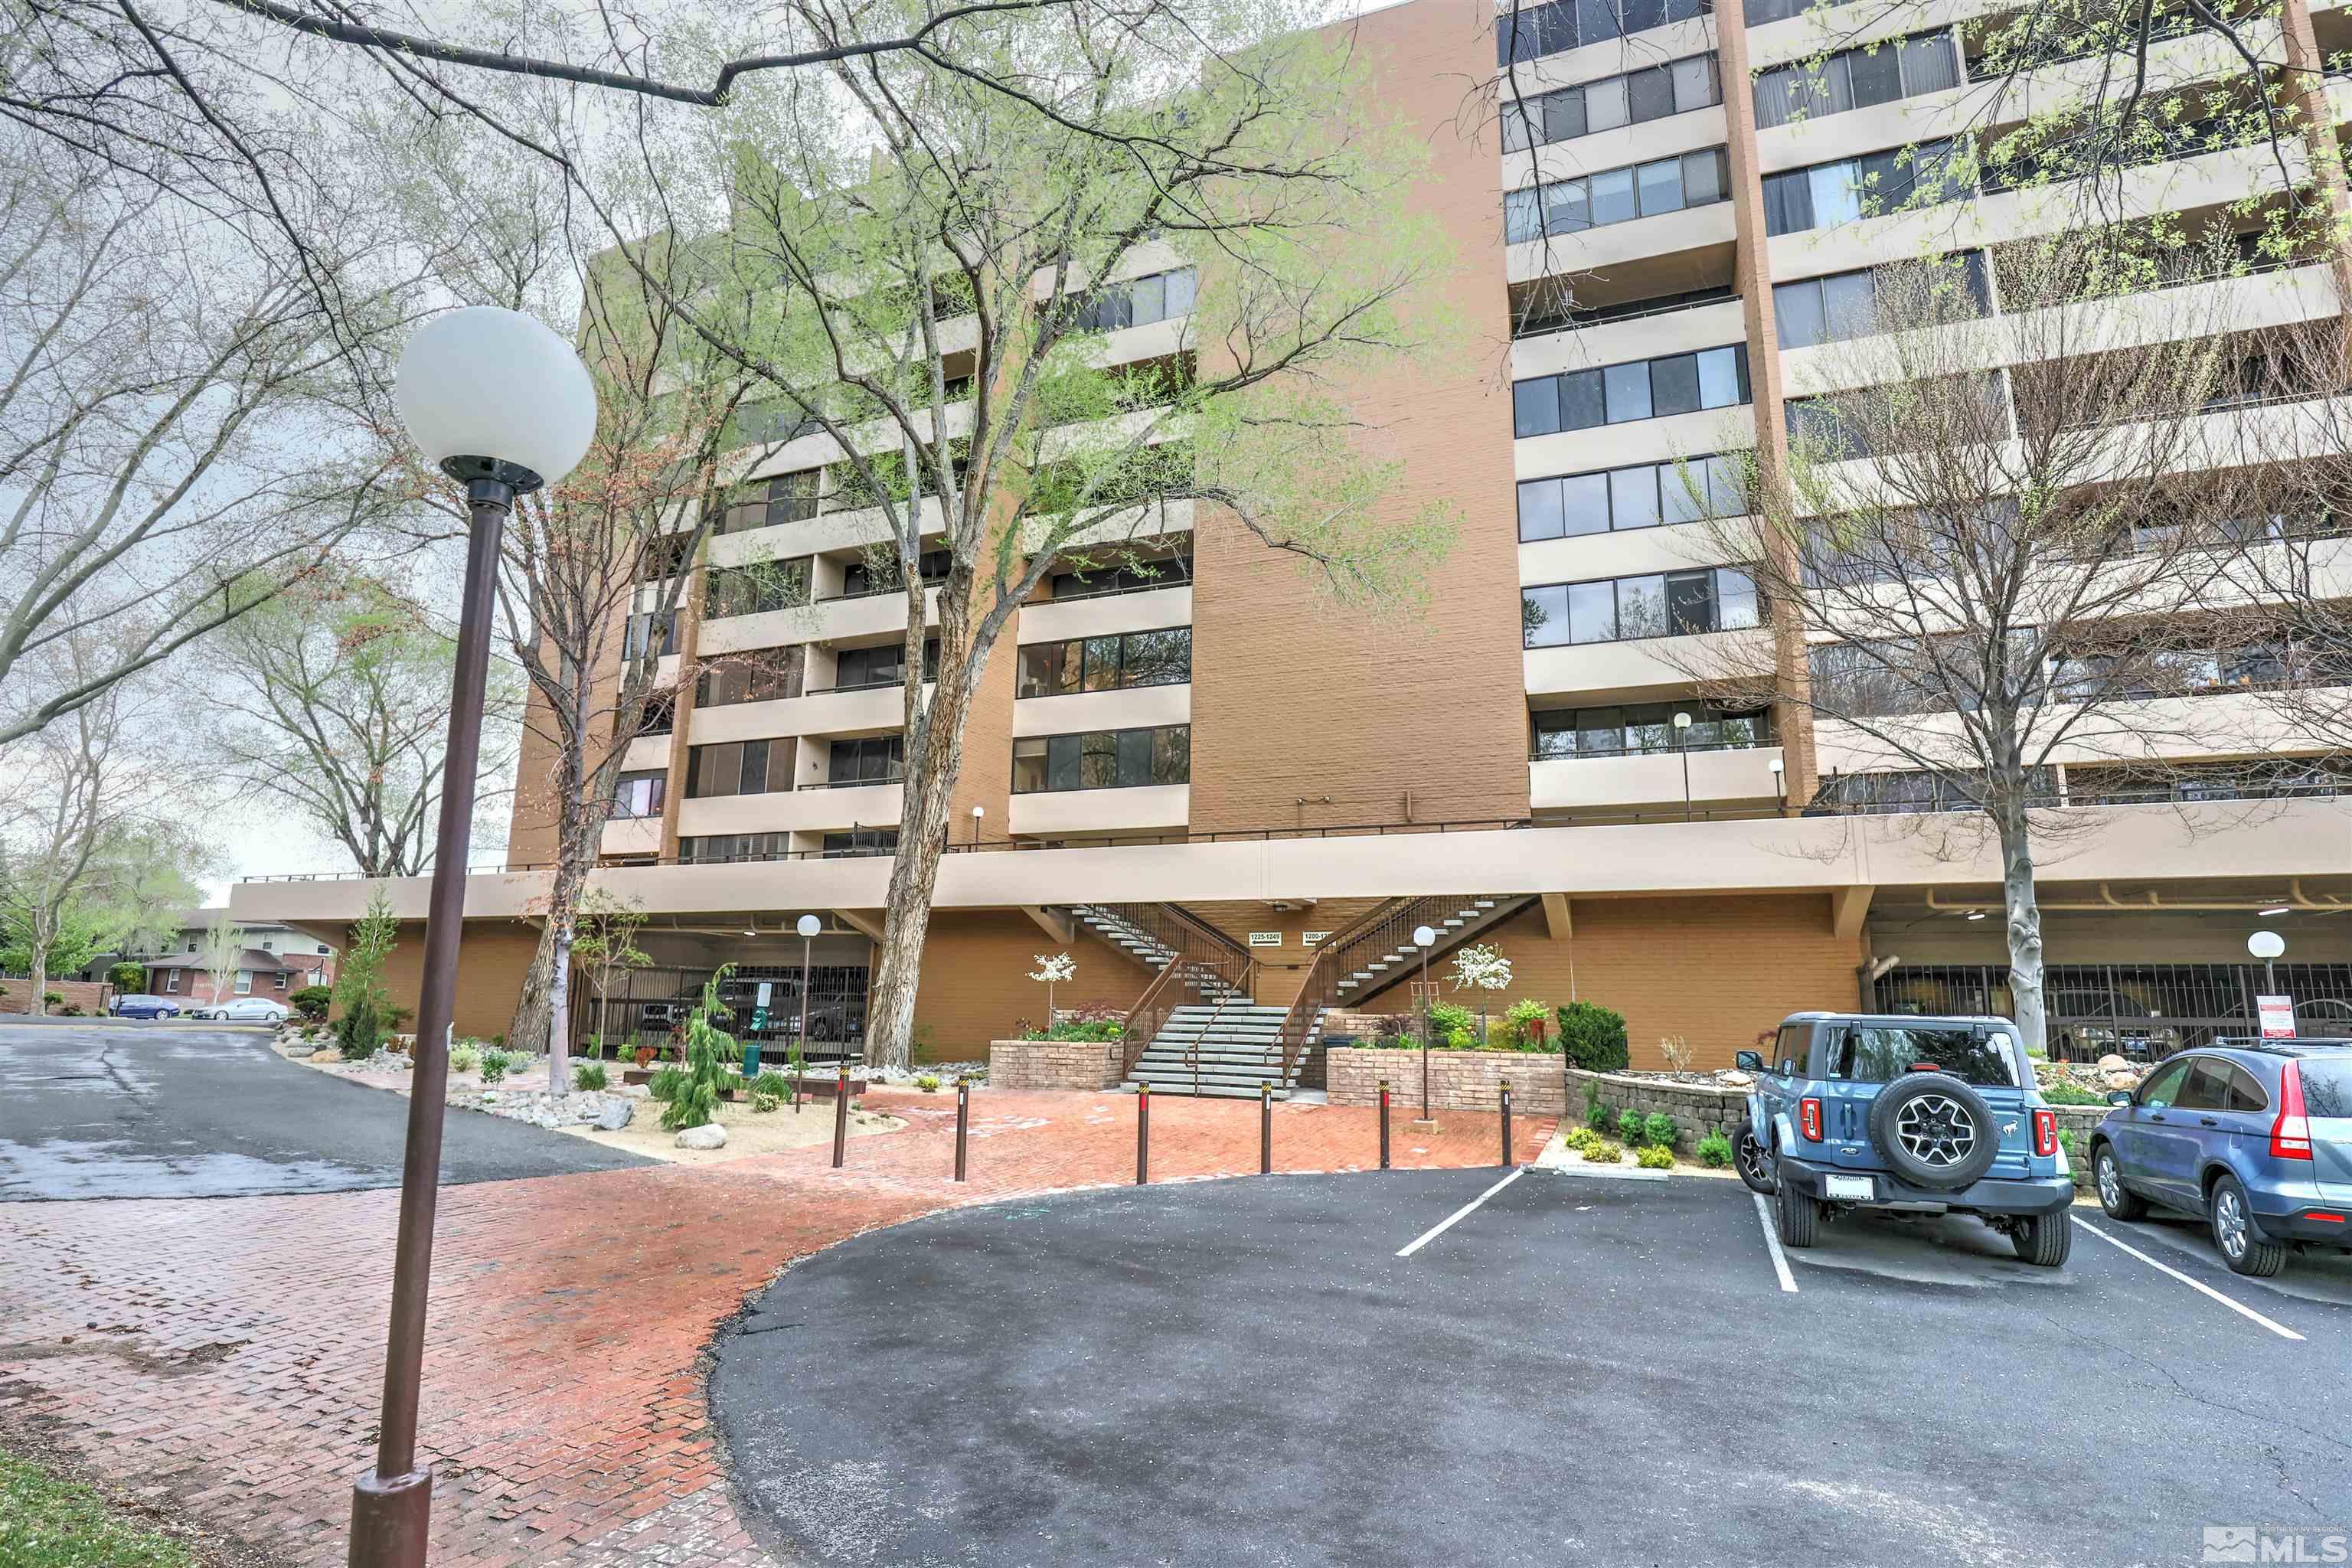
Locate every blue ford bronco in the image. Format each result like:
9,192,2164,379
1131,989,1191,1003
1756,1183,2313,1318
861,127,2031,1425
1733,1012,2076,1267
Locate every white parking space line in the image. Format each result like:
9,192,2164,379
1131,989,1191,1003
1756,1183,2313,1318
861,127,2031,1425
1751,1194,1798,1293
1396,1168,1524,1258
2077,1219,2304,1341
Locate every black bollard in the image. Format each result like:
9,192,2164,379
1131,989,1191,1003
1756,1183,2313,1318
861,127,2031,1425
1260,1083,1273,1175
1135,1082,1151,1185
1501,1079,1514,1168
1378,1079,1391,1171
831,1066,849,1168
954,1076,970,1183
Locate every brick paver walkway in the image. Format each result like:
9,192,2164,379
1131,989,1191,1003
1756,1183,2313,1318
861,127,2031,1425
0,1088,1552,1567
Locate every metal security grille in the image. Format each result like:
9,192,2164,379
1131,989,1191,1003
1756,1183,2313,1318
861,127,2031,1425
1870,963,2352,1061
573,964,870,1063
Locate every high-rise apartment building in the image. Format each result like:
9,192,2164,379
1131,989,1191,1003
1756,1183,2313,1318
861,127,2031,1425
234,0,2352,1079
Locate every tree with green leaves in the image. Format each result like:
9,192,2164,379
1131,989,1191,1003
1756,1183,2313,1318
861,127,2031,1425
332,884,400,1057
199,914,250,1008
106,961,145,992
571,889,655,1064
662,967,737,1133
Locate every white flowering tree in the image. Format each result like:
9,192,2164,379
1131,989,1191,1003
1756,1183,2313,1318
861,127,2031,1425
1029,953,1077,1034
1450,943,1513,1047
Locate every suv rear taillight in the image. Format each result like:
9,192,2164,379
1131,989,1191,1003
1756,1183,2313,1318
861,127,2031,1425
2032,1108,2057,1158
2272,1060,2314,1161
1799,1097,1823,1142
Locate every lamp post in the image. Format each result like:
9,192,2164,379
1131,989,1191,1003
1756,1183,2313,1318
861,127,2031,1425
1769,756,1787,815
1413,923,1438,1124
353,307,596,1568
796,912,822,1109
1672,710,1694,821
969,803,985,847
2249,928,2285,993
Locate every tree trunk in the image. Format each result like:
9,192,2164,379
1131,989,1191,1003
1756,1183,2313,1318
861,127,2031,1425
547,920,572,1097
28,943,48,1017
864,630,982,1075
510,848,590,1054
1997,808,2048,1058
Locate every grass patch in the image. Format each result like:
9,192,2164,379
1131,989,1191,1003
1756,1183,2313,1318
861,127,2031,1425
0,1446,198,1568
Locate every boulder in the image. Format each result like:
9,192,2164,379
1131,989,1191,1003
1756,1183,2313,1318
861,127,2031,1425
2096,1054,2129,1073
674,1122,727,1151
596,1099,635,1132
307,1047,341,1063
2103,1069,2139,1091
1720,1071,1755,1089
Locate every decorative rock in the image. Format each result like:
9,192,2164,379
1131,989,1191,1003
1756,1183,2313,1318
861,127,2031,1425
308,1047,341,1063
2103,1070,2138,1091
1720,1070,1755,1089
674,1122,727,1151
596,1099,634,1132
2096,1054,2129,1073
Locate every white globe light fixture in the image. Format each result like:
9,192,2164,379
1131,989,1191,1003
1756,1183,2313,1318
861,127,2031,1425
354,305,599,1568
1412,925,1440,1122
2249,927,2286,991
797,913,824,939
395,305,598,493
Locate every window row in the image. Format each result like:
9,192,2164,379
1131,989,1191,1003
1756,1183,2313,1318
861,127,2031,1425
1011,725,1191,793
612,769,667,820
841,549,952,599
1785,371,2011,459
1774,251,1988,350
716,471,821,535
1512,283,1735,340
1504,148,1729,245
1501,54,1719,153
708,560,811,619
1018,628,1191,699
1531,701,1774,759
681,829,903,864
1517,453,1745,542
1744,0,1857,23
1753,31,1960,129
686,738,796,799
1073,268,1197,332
1762,139,1961,236
1048,553,1192,600
622,609,679,662
827,639,939,692
1513,344,1748,438
697,651,803,707
1496,0,1710,67
1521,567,1759,648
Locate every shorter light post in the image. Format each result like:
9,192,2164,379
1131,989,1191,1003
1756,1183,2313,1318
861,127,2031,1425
969,803,985,847
1769,756,1788,816
1673,710,1694,821
1413,923,1438,1125
795,913,820,1110
2249,929,2285,994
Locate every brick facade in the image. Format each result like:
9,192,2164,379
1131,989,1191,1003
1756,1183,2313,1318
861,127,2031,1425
986,1038,1126,1090
0,978,108,1015
1327,1047,1569,1114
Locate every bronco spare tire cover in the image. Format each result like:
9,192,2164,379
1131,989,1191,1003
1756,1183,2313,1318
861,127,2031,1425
1864,1073,2000,1191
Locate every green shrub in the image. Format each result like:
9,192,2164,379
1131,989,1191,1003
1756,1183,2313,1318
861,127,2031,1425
289,985,333,1022
573,1062,609,1092
1442,1027,1476,1050
751,1090,782,1113
1642,1112,1677,1149
1556,1001,1629,1072
1586,1095,1615,1132
916,1073,942,1092
42,990,64,1008
336,995,381,1060
753,1070,792,1099
476,1048,511,1084
1023,1018,1124,1042
648,1064,686,1102
1637,1144,1675,1170
60,1003,84,1015
449,1044,480,1073
108,961,147,991
2039,1080,2105,1106
492,1033,506,1048
1426,1001,1475,1043
1616,1107,1646,1145
1499,997,1559,1052
662,969,736,1132
1695,1132,1734,1168
2056,1127,2076,1155
1584,1138,1623,1165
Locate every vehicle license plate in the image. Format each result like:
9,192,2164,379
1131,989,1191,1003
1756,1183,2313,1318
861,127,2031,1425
1823,1174,1873,1200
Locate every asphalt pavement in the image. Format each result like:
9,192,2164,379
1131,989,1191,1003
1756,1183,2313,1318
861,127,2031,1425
0,1021,649,1199
711,1167,2352,1568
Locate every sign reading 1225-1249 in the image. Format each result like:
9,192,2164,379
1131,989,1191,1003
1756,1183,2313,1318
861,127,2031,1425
2257,995,2297,1039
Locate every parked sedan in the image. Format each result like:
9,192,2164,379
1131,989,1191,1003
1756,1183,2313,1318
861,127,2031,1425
189,996,292,1024
108,995,181,1020
2088,1039,2352,1276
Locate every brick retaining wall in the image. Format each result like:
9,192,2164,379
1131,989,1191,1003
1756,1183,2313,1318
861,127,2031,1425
0,978,108,1016
1327,1047,1568,1114
986,1039,1125,1091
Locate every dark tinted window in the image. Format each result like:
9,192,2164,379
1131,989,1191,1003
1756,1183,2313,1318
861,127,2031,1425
2223,1062,2271,1114
1774,1022,1809,1076
2299,1057,2352,1117
2173,1059,2231,1112
1828,1026,2019,1086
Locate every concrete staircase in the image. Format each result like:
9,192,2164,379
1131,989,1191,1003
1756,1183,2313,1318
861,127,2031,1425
1331,897,1521,1002
1122,1003,1315,1099
1070,904,1248,1003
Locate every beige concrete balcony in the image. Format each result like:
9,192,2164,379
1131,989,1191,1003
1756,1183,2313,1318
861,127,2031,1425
619,733,672,773
1530,746,1788,812
1502,15,1715,96
1514,405,1756,479
1518,107,1728,188
1008,783,1189,838
1510,299,1748,380
1517,521,1749,587
677,782,903,840
688,682,918,746
1507,201,1736,286
1011,684,1190,739
598,816,662,858
1524,627,1772,702
1018,584,1192,644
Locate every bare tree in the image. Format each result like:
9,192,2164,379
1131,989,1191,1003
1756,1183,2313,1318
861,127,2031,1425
206,570,518,877
1677,232,2290,1052
0,140,426,745
0,651,212,1013
199,911,250,1005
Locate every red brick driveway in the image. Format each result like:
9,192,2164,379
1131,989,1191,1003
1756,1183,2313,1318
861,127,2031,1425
0,1089,1552,1567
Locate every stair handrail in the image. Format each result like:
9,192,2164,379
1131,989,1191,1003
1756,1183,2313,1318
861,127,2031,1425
1119,956,1194,1080
1186,964,1259,1096
1272,894,1506,1085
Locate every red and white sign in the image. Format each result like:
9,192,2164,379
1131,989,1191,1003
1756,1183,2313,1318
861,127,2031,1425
2257,995,2297,1040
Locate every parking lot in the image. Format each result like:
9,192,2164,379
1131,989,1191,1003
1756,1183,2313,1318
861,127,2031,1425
714,1166,2352,1568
